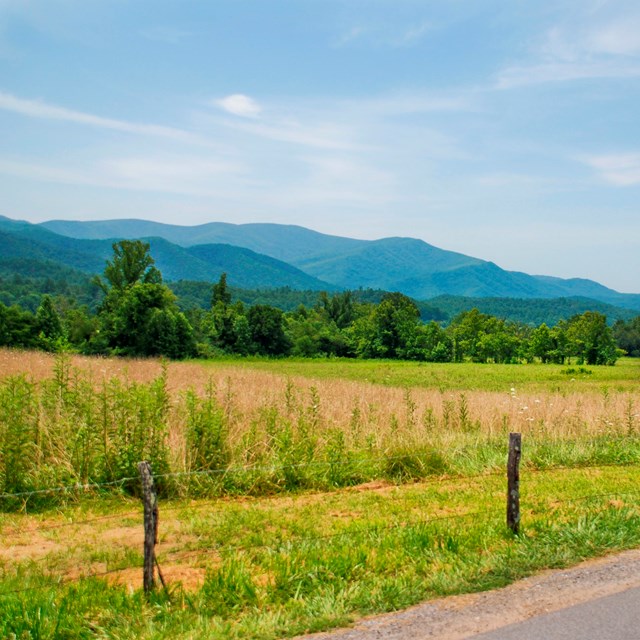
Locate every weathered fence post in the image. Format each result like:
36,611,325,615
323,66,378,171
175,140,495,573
138,460,158,594
507,432,522,534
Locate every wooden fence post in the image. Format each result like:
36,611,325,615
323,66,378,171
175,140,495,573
138,460,158,594
507,433,522,534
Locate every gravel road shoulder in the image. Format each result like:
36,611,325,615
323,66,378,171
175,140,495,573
296,548,640,640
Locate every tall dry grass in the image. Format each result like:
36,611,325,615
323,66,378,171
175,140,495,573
1,349,636,439
1,348,638,506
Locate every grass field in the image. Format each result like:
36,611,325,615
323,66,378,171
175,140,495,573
1,349,640,638
204,355,640,393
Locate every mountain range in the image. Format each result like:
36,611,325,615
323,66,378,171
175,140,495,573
1,214,639,313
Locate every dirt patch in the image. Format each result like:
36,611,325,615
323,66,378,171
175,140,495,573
349,481,394,493
99,525,144,547
296,548,640,640
103,564,207,591
0,538,63,562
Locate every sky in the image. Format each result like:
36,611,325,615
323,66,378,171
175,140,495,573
0,0,639,293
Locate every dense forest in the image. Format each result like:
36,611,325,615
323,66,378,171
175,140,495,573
1,240,638,365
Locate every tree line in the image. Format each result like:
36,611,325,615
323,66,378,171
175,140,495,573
0,240,635,365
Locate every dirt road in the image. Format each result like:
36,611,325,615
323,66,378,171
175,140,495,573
297,548,640,640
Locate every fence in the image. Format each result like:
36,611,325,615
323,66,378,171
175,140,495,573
2,431,640,606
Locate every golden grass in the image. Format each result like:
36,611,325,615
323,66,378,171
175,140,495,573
1,349,637,452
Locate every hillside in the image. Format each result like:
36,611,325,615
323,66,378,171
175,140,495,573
36,216,640,308
431,295,637,325
40,218,363,264
0,217,331,291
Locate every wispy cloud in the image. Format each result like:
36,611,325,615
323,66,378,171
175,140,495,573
205,88,470,154
214,94,262,118
495,60,640,88
494,6,640,88
333,19,433,49
581,153,640,186
140,26,192,45
283,155,396,207
396,21,432,47
587,17,640,56
0,91,203,143
0,153,245,197
220,118,359,151
347,91,473,116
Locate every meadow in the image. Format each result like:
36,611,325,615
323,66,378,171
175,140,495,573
1,349,640,638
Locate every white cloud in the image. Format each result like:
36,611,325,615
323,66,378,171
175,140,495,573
581,153,640,186
395,21,432,47
494,7,640,88
587,18,640,56
333,25,367,47
102,155,244,194
348,91,473,116
494,60,640,88
214,94,262,118
282,155,396,207
475,172,551,189
0,91,203,143
0,153,245,197
205,89,470,154
333,19,432,49
221,118,359,151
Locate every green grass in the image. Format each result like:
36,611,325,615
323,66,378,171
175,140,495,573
198,356,640,394
2,352,640,638
1,465,640,639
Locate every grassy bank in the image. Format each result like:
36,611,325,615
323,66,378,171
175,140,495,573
2,465,640,639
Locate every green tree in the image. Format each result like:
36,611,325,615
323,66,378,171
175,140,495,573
346,293,424,360
613,317,640,357
528,323,554,363
0,303,38,349
448,309,524,363
448,308,490,362
318,291,355,329
417,321,453,362
247,305,291,356
63,306,98,350
95,240,161,292
211,272,232,307
35,295,65,350
210,301,248,353
92,241,195,358
566,312,619,365
286,307,352,358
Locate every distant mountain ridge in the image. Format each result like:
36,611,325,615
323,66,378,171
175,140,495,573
0,216,333,291
36,216,640,310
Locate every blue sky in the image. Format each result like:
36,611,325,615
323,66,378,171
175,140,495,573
1,1,639,292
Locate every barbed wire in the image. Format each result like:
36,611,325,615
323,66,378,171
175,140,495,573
2,486,640,598
0,508,143,536
3,446,639,504
2,456,640,537
0,477,135,501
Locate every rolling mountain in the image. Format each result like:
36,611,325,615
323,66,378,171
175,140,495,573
0,216,332,291
35,216,640,310
40,218,362,264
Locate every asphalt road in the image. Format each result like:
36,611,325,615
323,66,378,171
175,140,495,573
470,585,640,640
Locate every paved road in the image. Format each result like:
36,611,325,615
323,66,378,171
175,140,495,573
470,585,640,640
